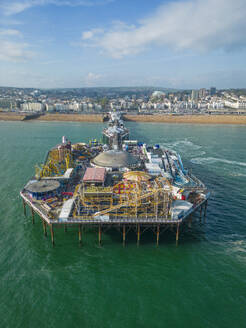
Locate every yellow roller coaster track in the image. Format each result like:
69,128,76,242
92,187,170,217
71,176,173,220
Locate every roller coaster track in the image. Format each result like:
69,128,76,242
93,185,170,218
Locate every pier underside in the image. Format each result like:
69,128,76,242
21,192,208,246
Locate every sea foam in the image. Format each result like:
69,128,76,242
191,157,246,167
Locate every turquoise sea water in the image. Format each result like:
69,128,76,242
0,121,246,328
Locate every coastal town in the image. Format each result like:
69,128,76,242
0,86,246,116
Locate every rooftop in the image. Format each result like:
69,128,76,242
26,180,60,193
83,167,106,183
92,150,138,169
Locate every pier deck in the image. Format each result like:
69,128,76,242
21,190,208,246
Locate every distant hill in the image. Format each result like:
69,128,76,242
0,86,180,98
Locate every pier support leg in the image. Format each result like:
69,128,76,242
50,224,55,246
78,224,82,245
123,225,126,247
137,224,140,247
31,208,35,224
188,214,192,228
23,199,26,216
176,223,180,246
42,220,47,237
204,201,208,222
156,225,160,247
64,224,67,232
98,225,102,246
200,205,203,223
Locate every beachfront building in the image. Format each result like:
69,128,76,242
94,104,102,112
68,102,82,112
225,100,246,109
210,87,216,96
20,102,45,112
199,88,207,98
45,104,55,112
53,102,82,112
54,103,67,112
81,102,88,112
207,101,225,110
191,90,199,101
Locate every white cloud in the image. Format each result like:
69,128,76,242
82,28,104,40
0,29,22,37
0,28,31,62
0,0,114,16
0,2,34,16
81,0,246,58
0,40,34,62
84,72,102,86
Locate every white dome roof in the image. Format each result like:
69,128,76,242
92,150,138,169
152,91,165,97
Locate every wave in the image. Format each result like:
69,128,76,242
229,172,246,177
172,139,202,150
161,139,205,158
162,139,202,150
196,151,206,157
226,240,246,262
191,157,246,167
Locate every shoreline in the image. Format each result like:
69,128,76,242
1,112,246,124
0,112,104,122
0,112,26,121
35,113,104,122
124,114,246,125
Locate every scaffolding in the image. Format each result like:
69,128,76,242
35,148,74,179
72,176,173,221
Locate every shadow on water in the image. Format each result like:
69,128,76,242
24,212,207,255
104,220,207,246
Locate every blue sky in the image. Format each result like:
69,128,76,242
0,0,246,89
